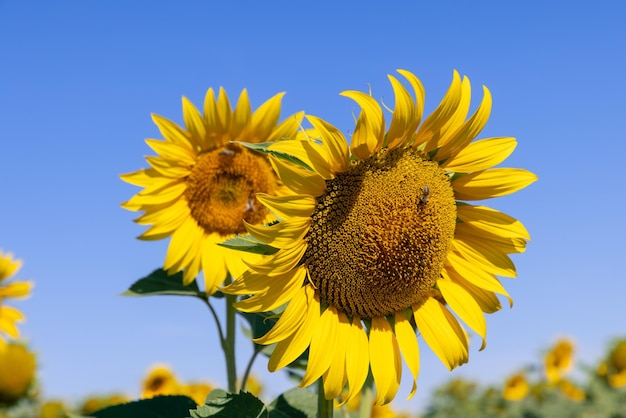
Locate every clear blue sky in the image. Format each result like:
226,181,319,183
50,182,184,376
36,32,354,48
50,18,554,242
1,0,625,413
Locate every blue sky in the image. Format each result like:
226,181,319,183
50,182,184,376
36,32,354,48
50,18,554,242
1,0,625,413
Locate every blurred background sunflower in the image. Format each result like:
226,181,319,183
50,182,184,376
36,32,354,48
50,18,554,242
0,251,32,343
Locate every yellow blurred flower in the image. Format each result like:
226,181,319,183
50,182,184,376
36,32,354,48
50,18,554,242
141,364,180,398
545,339,574,384
601,339,626,388
224,70,535,405
503,372,529,401
0,250,33,342
0,341,36,405
241,374,263,397
557,379,585,402
180,382,213,405
39,400,67,418
121,88,303,292
80,394,129,414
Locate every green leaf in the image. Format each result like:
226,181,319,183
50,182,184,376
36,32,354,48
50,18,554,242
218,235,279,256
188,390,267,418
267,388,317,418
232,141,312,171
122,269,204,298
89,395,197,418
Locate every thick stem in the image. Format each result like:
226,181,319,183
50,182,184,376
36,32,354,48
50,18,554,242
317,379,334,418
225,291,238,393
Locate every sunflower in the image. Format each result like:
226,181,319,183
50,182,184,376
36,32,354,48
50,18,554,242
502,372,529,401
141,364,180,398
121,89,304,292
0,250,32,342
0,342,36,405
223,70,537,404
544,339,574,384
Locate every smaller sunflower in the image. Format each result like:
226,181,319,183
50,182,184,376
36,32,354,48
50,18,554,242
141,364,180,398
0,250,32,342
598,339,626,388
544,339,574,384
121,89,303,292
0,342,36,405
502,372,529,401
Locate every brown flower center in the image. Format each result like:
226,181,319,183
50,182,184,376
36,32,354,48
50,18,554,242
184,144,277,236
302,147,457,318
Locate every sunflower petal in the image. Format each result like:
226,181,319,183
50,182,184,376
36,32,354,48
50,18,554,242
413,298,469,370
301,305,339,387
322,310,349,399
255,193,317,220
182,96,207,148
247,92,285,143
344,319,370,403
244,218,310,249
453,168,538,200
305,115,350,173
443,137,516,172
438,278,487,350
340,91,385,160
370,317,402,405
394,311,420,399
269,155,327,196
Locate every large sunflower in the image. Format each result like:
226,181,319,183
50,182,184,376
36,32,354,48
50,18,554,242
121,89,304,292
223,70,537,404
0,250,32,343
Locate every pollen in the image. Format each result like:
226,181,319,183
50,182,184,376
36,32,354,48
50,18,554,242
185,144,277,236
302,147,457,318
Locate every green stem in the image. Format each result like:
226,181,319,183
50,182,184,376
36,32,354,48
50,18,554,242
225,291,237,393
317,379,334,418
240,345,262,392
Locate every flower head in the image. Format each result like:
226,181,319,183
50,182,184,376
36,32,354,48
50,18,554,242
0,342,36,405
224,70,536,404
503,372,529,401
598,339,626,388
544,339,575,384
141,364,180,398
122,89,303,292
0,250,32,342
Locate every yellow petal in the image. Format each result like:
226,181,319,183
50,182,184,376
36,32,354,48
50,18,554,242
244,217,310,249
394,311,420,399
442,269,502,314
267,111,305,143
452,234,517,277
201,238,228,294
343,319,370,403
145,139,196,166
340,91,385,160
437,85,492,162
385,75,415,150
253,285,311,345
225,263,303,295
216,87,232,135
203,87,223,146
243,243,308,276
396,69,425,127
457,205,530,240
268,140,332,180
0,254,21,281
322,310,349,399
438,278,487,350
300,305,339,387
0,306,24,338
145,156,192,178
445,253,513,306
247,92,285,143
443,137,516,172
413,298,469,370
255,193,316,220
369,317,402,405
230,89,251,139
151,114,195,152
120,168,162,187
0,281,32,299
414,71,463,150
182,96,207,148
233,267,305,313
266,287,318,371
269,155,327,196
305,115,350,173
453,168,537,200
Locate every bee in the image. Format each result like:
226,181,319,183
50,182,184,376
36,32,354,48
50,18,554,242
419,185,430,204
